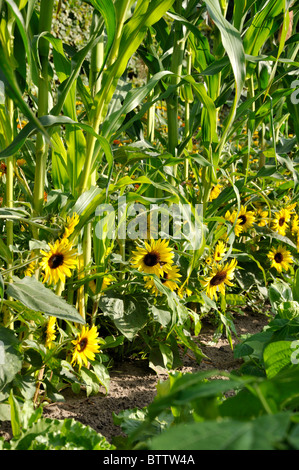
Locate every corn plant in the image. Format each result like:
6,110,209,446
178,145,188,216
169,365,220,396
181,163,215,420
0,0,298,425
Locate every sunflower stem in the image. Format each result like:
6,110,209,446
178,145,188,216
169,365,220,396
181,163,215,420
33,366,45,406
77,254,86,323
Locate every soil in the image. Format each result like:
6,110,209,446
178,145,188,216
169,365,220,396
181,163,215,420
0,309,270,445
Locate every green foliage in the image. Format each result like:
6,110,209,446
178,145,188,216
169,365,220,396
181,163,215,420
0,394,114,450
0,0,298,450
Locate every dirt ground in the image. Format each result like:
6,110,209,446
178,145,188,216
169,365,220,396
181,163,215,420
0,309,270,444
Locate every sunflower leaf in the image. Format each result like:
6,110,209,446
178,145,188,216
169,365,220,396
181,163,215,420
7,277,85,325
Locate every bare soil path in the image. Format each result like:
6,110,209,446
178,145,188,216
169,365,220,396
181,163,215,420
0,309,269,444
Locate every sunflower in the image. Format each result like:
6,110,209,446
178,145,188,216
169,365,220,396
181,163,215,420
205,255,213,265
145,264,181,296
131,239,174,276
201,258,238,300
24,259,36,277
63,213,80,239
40,238,78,285
177,285,192,299
267,245,293,273
286,201,297,214
71,325,102,369
225,209,246,236
89,273,115,294
255,207,269,227
213,240,227,262
209,184,222,202
233,206,256,235
291,214,299,235
272,208,291,236
45,317,57,349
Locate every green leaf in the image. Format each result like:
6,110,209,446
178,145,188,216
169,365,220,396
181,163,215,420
6,0,31,69
88,0,116,77
80,367,100,396
293,269,299,302
148,412,292,450
277,301,299,320
151,305,171,327
92,361,110,394
0,327,23,392
0,237,13,263
204,0,246,153
6,276,85,324
147,370,241,420
263,340,294,379
159,343,174,370
243,0,284,59
225,294,247,306
8,417,114,450
8,391,22,438
183,77,217,143
0,274,4,303
269,279,293,312
0,115,111,163
102,70,173,139
98,293,149,340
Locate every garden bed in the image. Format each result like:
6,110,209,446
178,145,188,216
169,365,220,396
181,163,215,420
0,308,270,444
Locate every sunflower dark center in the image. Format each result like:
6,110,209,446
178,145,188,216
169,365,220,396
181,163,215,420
279,217,285,227
274,252,283,263
144,251,160,267
48,253,64,269
210,271,227,286
161,272,168,283
78,337,88,352
238,215,247,225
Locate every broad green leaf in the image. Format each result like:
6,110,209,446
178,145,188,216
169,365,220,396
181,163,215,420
151,305,171,327
225,294,247,306
148,413,292,450
6,276,85,324
0,327,23,392
6,417,114,450
277,301,299,320
8,391,22,438
269,279,293,311
293,269,299,302
98,293,149,340
92,361,110,394
80,367,101,396
159,343,174,370
263,340,294,379
0,237,13,263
